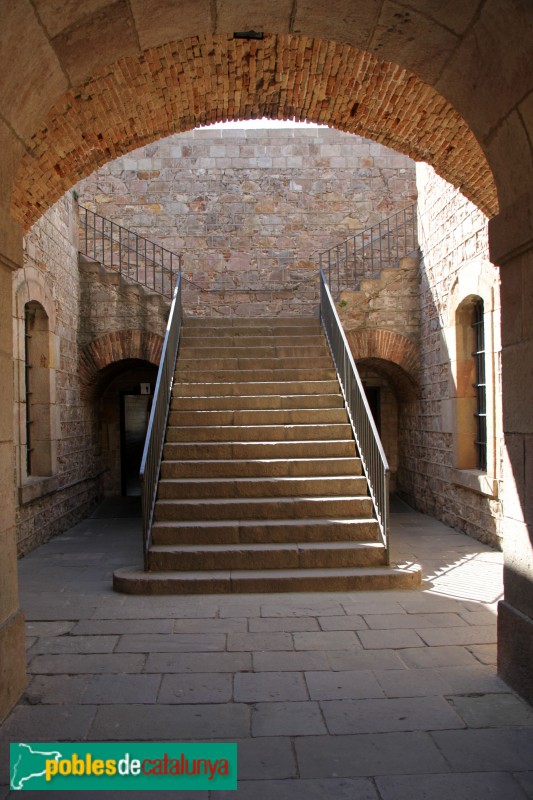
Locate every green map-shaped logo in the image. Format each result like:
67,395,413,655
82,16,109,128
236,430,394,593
11,743,63,790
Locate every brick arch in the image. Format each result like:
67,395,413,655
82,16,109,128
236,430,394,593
13,33,497,230
79,330,163,394
346,330,419,383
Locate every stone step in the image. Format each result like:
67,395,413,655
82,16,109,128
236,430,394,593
153,495,373,522
177,356,333,371
178,345,330,359
165,423,352,442
167,408,348,427
175,368,338,383
179,334,328,348
162,439,357,461
159,457,362,479
157,475,368,500
147,541,386,571
172,380,341,397
169,393,345,411
113,563,422,594
183,316,319,328
181,325,321,338
151,517,380,545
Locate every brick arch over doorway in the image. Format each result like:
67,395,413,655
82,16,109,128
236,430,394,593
346,330,419,387
12,33,497,229
79,330,163,397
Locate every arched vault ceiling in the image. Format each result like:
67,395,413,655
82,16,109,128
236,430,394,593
12,34,497,228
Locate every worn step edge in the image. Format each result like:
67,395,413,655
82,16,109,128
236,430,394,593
147,541,386,571
151,517,380,544
157,475,368,500
113,564,422,594
153,496,373,522
160,457,362,478
172,381,341,396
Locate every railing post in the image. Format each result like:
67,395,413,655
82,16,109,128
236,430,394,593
318,269,390,558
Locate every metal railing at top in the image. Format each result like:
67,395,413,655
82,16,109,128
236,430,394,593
319,270,390,559
318,203,417,298
140,276,182,566
79,205,182,300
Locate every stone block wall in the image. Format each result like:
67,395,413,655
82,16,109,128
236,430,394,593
398,164,503,548
76,126,416,317
13,194,102,555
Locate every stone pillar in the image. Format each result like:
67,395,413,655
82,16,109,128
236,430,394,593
0,231,26,721
489,196,533,705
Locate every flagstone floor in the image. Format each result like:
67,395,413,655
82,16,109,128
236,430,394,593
1,497,532,799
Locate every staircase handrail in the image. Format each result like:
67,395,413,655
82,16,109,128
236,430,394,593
317,202,417,297
140,275,183,565
79,204,182,300
319,270,390,559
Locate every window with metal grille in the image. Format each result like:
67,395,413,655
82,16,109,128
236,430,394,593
472,300,487,471
24,301,52,477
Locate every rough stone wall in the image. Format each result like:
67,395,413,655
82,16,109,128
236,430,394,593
13,195,102,555
77,127,416,317
398,164,503,548
337,256,420,348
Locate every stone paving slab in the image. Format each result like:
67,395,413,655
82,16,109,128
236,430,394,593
396,645,480,668
316,613,367,630
295,731,451,777
27,653,146,674
431,729,533,771
89,703,250,740
373,668,452,698
327,648,406,671
358,628,425,649
144,652,252,673
321,696,465,734
234,671,307,702
83,674,162,704
115,633,227,652
72,618,175,634
214,777,379,800
375,772,530,800
251,701,327,736
158,673,233,704
305,669,384,700
446,693,533,728
466,643,497,664
252,650,329,671
364,612,469,629
248,617,319,632
418,625,496,646
234,737,297,780
27,634,118,654
293,630,360,650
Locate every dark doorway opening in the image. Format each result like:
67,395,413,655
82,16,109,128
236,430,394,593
363,385,381,434
120,391,151,496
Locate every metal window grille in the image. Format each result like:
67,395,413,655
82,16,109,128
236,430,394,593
472,300,487,471
24,306,34,476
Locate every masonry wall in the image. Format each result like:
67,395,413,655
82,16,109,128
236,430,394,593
398,164,503,548
76,127,416,317
13,195,102,555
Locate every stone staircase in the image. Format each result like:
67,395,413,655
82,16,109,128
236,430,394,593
114,316,420,593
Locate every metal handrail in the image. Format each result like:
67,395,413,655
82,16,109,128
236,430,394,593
318,202,417,297
140,275,182,566
79,204,182,300
319,270,390,560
